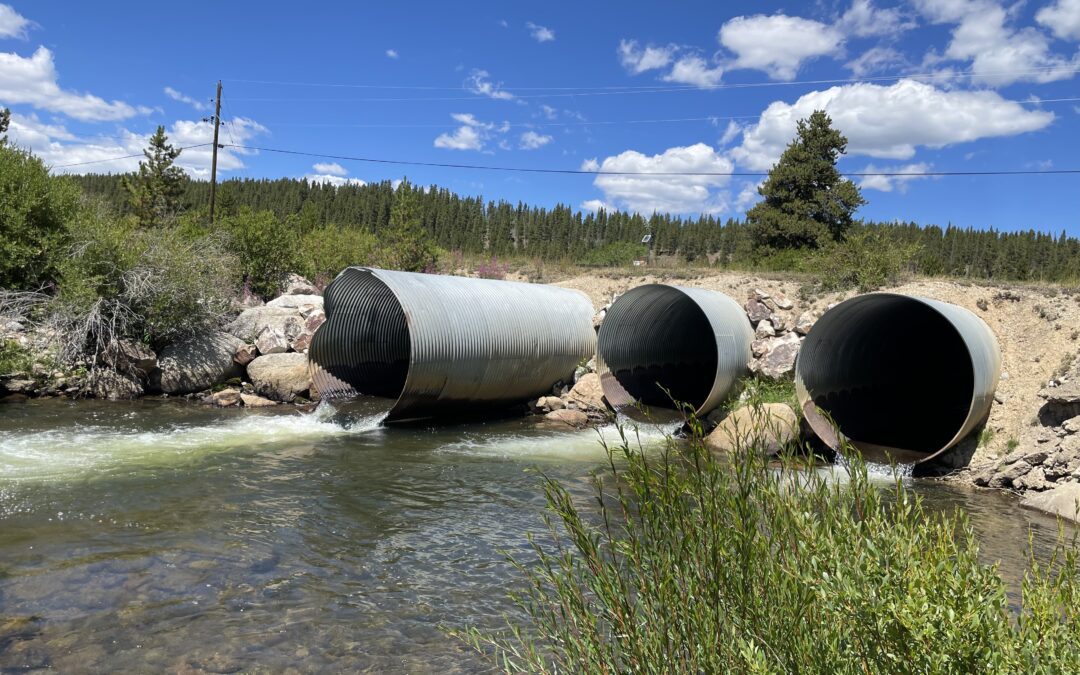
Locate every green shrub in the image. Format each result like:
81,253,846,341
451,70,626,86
50,204,238,359
0,145,80,289
810,228,919,292
220,209,298,298
298,224,378,286
582,242,647,267
0,339,31,375
462,399,1080,673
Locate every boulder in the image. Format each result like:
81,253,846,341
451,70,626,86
536,395,564,412
304,309,326,333
592,309,605,331
769,314,790,333
1063,415,1080,434
0,378,36,394
247,353,311,402
255,327,290,355
990,460,1033,488
772,293,794,310
104,340,157,378
1021,482,1080,523
566,373,607,412
89,369,144,400
233,343,258,367
154,332,245,395
266,294,324,311
241,393,278,408
291,332,312,353
744,299,772,324
706,403,799,455
207,388,241,407
226,307,305,343
753,333,801,380
542,408,589,428
794,312,816,335
755,321,776,339
1014,466,1052,492
282,274,321,296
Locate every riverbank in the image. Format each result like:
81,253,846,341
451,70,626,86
3,267,1079,513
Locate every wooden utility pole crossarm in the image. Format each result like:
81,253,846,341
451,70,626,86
209,80,222,223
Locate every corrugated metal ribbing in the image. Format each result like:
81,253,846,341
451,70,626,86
595,284,752,418
795,293,1000,464
308,267,596,421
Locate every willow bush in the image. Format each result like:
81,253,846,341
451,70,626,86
462,400,1080,673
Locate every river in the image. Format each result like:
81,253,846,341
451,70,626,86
0,400,1068,672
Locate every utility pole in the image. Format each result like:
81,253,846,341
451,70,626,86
209,80,222,223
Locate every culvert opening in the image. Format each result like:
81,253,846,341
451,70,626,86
797,295,976,459
597,285,719,412
309,268,410,401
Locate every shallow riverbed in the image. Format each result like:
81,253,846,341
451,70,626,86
0,400,1068,672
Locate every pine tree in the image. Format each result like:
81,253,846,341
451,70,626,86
746,110,865,251
123,126,186,227
0,107,10,145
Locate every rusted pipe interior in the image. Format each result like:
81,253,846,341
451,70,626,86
597,286,718,410
798,296,975,454
310,269,410,399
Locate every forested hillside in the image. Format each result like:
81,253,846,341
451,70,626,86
70,173,1080,284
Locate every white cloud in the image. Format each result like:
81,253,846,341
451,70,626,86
434,124,483,150
0,4,31,39
581,198,617,212
662,55,724,87
732,79,1054,170
1037,0,1080,41
450,112,493,128
0,47,145,121
858,162,932,192
734,181,761,211
164,86,209,111
539,104,558,120
526,21,555,42
617,39,677,74
305,173,366,187
8,112,268,178
719,120,742,145
465,69,514,100
386,48,399,59
915,0,1078,86
519,130,552,149
586,143,733,214
312,162,348,176
846,46,908,76
719,14,843,80
839,0,916,38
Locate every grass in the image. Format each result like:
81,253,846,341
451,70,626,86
0,339,31,376
458,395,1080,673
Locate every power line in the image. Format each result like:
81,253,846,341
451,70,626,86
50,143,213,169
221,142,1080,177
224,65,1080,93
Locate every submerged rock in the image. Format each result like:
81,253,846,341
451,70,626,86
247,353,311,402
542,408,589,428
153,332,245,395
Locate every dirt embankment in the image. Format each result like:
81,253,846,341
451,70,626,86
550,270,1080,470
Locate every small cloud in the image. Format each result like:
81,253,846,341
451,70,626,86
465,69,514,100
0,4,33,39
312,162,348,176
581,199,616,212
434,125,483,150
719,120,742,146
539,104,558,120
164,86,210,112
498,19,508,28
305,173,366,187
526,21,555,42
386,49,399,59
858,163,932,193
519,130,553,150
617,39,677,74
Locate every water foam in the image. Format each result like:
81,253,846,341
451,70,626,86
0,402,382,481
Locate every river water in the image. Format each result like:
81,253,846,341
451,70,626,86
0,400,1069,673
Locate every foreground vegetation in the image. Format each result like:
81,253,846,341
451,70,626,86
462,399,1080,673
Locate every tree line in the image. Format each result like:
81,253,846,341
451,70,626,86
71,171,1079,285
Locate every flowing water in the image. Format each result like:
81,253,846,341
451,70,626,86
0,400,1069,673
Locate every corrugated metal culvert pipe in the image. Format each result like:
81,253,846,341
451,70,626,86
308,267,596,422
595,285,754,418
795,293,1001,464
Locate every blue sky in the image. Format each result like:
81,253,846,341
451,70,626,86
2,1,1079,235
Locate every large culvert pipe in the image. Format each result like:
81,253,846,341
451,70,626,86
596,285,753,418
795,293,1000,464
308,267,596,422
